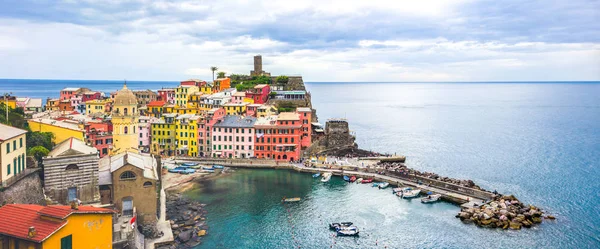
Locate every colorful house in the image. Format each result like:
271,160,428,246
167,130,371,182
81,91,102,102
297,107,312,149
151,114,177,156
175,85,199,108
213,78,231,92
254,112,302,161
0,124,27,187
0,204,114,249
111,84,139,154
157,88,175,105
86,99,108,116
147,100,165,118
256,104,277,118
46,98,59,111
175,114,199,157
180,79,207,87
246,84,270,104
223,102,248,116
211,115,256,159
246,104,261,117
28,118,85,144
199,85,213,95
84,121,113,157
1,96,17,110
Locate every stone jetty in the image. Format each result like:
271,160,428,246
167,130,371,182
159,193,208,249
456,194,555,229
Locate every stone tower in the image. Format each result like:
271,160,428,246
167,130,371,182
111,83,139,154
250,55,270,76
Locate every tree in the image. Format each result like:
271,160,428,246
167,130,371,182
26,130,54,151
269,92,277,99
210,66,218,81
276,75,289,83
217,71,226,79
29,146,49,163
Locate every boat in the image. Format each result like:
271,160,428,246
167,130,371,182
392,187,405,193
312,173,321,178
336,226,359,236
372,182,381,187
182,162,199,166
202,166,215,170
212,165,225,169
321,173,332,182
356,178,363,183
361,178,373,183
378,182,390,189
398,189,421,198
169,166,195,174
329,222,353,230
421,194,442,203
349,176,356,182
343,175,350,182
282,197,301,203
202,168,215,173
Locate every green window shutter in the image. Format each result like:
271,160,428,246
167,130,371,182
61,235,72,249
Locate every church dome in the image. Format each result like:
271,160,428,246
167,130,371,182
114,83,138,106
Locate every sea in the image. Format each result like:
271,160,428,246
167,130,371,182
1,79,599,248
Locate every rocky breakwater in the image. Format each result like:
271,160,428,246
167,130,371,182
162,193,208,249
456,195,555,230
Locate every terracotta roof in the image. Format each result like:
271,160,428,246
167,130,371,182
0,204,114,243
147,100,165,107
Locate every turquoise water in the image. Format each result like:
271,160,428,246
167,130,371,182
2,79,599,247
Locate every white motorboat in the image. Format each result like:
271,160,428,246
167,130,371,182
356,178,363,183
336,226,359,236
401,189,421,199
378,182,390,189
421,194,442,203
321,173,332,182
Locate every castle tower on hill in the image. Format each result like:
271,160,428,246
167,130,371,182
111,83,140,154
250,55,271,77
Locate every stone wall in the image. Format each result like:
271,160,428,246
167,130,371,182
0,169,45,205
43,154,100,204
324,120,355,148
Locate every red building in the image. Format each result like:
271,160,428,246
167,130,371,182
180,79,207,87
297,107,312,149
157,88,175,105
84,121,113,157
254,112,302,161
245,84,270,104
81,91,102,102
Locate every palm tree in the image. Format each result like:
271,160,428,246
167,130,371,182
210,66,218,81
217,71,226,79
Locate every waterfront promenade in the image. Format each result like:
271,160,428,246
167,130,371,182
169,157,488,205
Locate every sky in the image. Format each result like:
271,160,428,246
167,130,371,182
0,0,599,82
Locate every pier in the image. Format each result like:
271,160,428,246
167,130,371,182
171,157,491,205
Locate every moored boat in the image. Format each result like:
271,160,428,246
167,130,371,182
343,175,350,182
398,189,421,198
202,168,215,173
202,166,215,170
349,176,356,182
182,162,199,166
421,194,442,203
321,173,332,182
378,182,390,189
336,226,359,236
282,197,301,203
372,182,381,187
312,173,321,178
212,165,225,169
361,178,373,183
356,178,363,183
329,222,353,230
392,187,406,193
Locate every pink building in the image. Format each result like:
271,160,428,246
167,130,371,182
232,92,246,104
245,84,270,104
246,104,261,117
60,87,81,101
180,79,207,87
158,88,175,105
211,115,257,158
297,107,312,149
138,116,154,153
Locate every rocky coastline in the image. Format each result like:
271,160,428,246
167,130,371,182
456,194,555,229
160,193,208,249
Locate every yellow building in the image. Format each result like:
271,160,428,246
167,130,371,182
175,114,199,157
0,204,114,249
163,104,175,114
199,85,213,95
151,114,177,156
0,124,27,187
147,100,165,118
111,84,139,154
27,119,84,144
198,103,216,113
45,99,59,111
85,99,107,116
257,104,278,118
175,107,198,115
223,102,248,115
175,85,199,107
1,96,17,110
187,92,205,109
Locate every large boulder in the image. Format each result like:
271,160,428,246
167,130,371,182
178,230,193,243
509,222,522,230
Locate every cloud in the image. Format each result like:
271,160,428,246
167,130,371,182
0,0,598,81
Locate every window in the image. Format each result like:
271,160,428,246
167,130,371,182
120,171,136,180
20,138,22,148
143,181,153,187
13,141,16,151
7,164,10,175
61,235,72,249
124,126,128,134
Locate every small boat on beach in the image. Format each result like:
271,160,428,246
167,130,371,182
321,173,332,182
202,166,215,170
212,165,224,169
372,182,381,187
421,194,442,203
282,197,301,203
202,168,215,173
343,175,350,182
349,176,356,182
361,178,373,183
356,178,363,183
312,173,321,178
182,162,199,166
378,182,390,189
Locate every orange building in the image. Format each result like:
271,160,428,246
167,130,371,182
254,112,302,161
213,78,231,92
